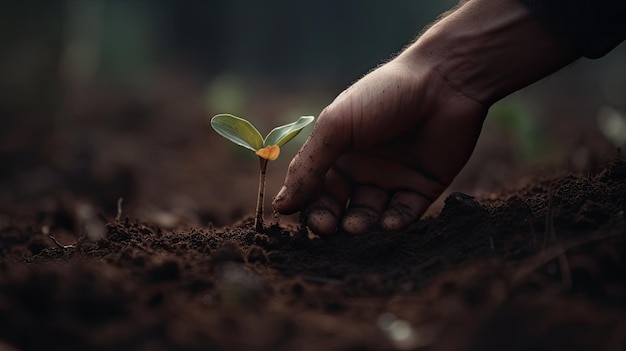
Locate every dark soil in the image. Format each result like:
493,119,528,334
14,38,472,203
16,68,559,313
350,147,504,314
0,157,625,351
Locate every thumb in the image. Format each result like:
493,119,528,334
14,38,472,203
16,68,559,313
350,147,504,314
273,107,351,214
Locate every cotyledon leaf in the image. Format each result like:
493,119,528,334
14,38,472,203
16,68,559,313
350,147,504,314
264,116,315,147
211,114,264,151
256,145,280,161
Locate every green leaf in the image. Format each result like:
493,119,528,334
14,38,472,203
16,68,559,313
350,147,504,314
264,116,315,147
211,114,264,151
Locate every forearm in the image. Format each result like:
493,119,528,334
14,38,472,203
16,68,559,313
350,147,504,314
397,0,581,106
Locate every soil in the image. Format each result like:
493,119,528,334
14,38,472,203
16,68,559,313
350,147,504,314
0,149,625,351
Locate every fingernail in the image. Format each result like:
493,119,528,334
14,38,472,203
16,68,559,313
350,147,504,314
274,186,287,203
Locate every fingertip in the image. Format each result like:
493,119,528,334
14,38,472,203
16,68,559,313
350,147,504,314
276,158,326,215
381,191,431,232
341,186,387,235
341,207,381,235
341,213,371,235
307,208,339,236
272,186,292,214
380,211,408,232
304,192,346,236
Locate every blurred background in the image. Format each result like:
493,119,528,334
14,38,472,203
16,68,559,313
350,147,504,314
1,0,625,227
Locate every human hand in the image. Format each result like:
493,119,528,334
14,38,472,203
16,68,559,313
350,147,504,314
272,0,581,236
272,56,487,235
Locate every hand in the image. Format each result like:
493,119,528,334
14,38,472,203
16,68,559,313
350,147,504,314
273,0,580,236
272,56,487,235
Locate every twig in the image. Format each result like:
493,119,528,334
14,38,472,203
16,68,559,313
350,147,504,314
116,197,124,222
48,234,75,249
513,230,615,284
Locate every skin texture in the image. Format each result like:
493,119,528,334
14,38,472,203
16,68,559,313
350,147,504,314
273,0,580,236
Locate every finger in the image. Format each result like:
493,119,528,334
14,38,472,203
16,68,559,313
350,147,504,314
341,185,389,235
305,167,351,236
381,191,431,232
335,152,447,201
306,196,343,236
273,106,352,215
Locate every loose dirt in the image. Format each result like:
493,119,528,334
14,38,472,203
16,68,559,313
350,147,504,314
0,158,624,351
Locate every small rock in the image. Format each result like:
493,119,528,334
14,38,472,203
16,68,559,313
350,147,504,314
442,192,483,216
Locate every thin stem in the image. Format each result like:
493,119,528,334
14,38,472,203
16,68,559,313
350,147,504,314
255,157,269,232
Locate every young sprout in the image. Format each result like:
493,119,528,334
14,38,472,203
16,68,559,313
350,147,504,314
210,114,314,232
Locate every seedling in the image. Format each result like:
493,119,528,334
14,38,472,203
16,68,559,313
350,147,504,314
210,114,314,232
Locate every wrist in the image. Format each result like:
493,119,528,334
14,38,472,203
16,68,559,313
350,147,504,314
398,0,580,106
